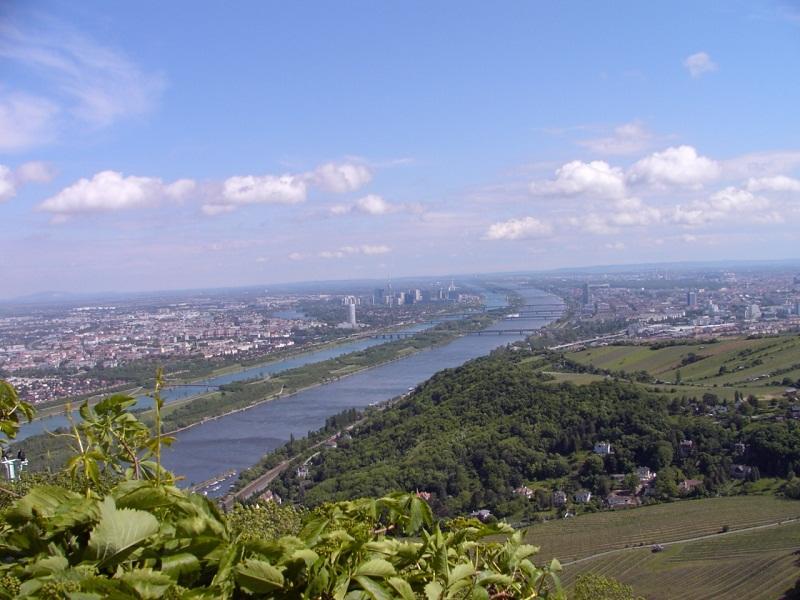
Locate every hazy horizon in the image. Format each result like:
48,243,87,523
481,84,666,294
2,1,800,297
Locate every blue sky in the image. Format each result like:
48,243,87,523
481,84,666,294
2,1,800,297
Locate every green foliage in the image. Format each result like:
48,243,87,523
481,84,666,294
0,379,34,446
783,478,800,500
226,502,304,542
265,346,800,516
0,378,567,599
63,392,176,489
0,483,564,599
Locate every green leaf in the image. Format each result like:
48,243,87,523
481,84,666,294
475,572,513,586
353,575,393,600
425,580,444,600
24,554,68,577
388,577,417,600
118,567,174,599
355,558,396,578
160,552,200,582
88,496,159,568
5,485,82,525
470,586,490,600
448,562,475,584
235,558,285,594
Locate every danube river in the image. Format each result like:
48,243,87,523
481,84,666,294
15,310,468,441
161,288,561,489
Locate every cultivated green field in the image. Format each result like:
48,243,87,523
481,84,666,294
560,521,800,599
526,496,800,563
566,334,800,388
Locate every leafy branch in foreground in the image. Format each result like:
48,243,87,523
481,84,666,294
0,377,565,599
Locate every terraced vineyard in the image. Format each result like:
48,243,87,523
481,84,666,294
560,521,800,599
566,334,800,388
525,496,800,563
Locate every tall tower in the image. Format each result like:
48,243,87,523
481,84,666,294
348,302,357,327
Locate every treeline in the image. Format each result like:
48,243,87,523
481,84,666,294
267,346,800,517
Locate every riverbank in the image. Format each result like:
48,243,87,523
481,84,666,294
19,307,472,426
13,312,498,470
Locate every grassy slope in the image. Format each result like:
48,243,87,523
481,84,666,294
559,521,800,599
566,334,800,388
526,496,800,563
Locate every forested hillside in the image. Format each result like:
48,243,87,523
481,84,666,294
270,346,800,517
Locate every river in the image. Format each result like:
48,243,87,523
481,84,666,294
15,310,475,441
161,288,560,491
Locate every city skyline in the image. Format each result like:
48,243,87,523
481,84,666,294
2,1,800,298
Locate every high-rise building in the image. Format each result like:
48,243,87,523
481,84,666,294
582,283,591,305
348,303,357,327
687,291,698,307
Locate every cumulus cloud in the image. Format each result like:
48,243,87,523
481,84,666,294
671,186,770,226
485,216,553,240
0,92,60,152
199,174,307,215
330,194,410,217
577,121,653,155
203,161,375,216
684,52,717,78
530,160,627,199
746,175,800,193
318,244,391,259
39,170,195,216
0,161,58,202
223,174,306,205
311,162,372,193
627,145,719,189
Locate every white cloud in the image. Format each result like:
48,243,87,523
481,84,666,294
0,92,60,152
0,20,164,129
318,245,391,259
39,170,195,216
330,194,402,216
707,187,769,212
0,165,14,202
530,160,626,199
745,175,800,193
0,161,57,202
671,186,770,226
221,174,307,206
15,161,56,183
684,52,717,78
604,241,626,250
311,162,372,193
577,121,653,155
354,194,392,215
627,145,719,189
485,216,553,240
